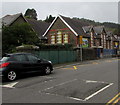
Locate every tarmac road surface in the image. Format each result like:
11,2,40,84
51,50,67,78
1,58,119,104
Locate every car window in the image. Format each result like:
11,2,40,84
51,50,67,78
27,54,38,62
0,57,10,62
13,54,28,62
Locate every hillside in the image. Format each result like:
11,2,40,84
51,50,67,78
73,17,119,35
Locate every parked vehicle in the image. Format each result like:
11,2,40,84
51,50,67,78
0,53,53,81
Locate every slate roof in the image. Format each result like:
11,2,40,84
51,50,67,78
92,26,106,39
2,13,50,39
106,31,119,41
82,26,102,39
112,35,119,41
82,26,93,33
60,15,90,37
106,31,113,37
93,26,105,35
113,37,118,41
2,13,23,26
26,18,50,39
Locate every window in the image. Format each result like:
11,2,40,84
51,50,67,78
13,54,27,62
51,34,55,44
27,54,38,63
57,31,62,44
1,57,10,62
63,34,68,43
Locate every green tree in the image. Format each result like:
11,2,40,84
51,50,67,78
44,15,55,23
2,23,39,55
112,24,120,35
24,8,37,20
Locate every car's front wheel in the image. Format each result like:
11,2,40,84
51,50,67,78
7,71,17,81
45,66,51,75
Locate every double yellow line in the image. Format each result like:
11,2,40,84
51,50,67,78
106,93,120,105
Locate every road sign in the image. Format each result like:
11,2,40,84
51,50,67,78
80,36,83,45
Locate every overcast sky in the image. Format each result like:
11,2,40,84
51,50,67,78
1,1,119,23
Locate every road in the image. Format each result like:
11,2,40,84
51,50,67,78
1,58,119,104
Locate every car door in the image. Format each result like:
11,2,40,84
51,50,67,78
11,54,30,73
26,54,43,72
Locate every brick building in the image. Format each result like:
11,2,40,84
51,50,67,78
43,15,119,50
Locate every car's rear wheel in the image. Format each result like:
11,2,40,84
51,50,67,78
45,66,51,75
7,71,17,81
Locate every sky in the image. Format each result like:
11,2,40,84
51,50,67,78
1,0,120,23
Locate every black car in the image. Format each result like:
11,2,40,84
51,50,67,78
0,53,53,81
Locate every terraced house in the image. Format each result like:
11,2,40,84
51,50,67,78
43,15,119,57
43,15,90,47
1,13,119,58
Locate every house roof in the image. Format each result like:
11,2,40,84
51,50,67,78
2,13,26,26
93,26,105,35
112,35,119,41
43,15,90,37
106,31,119,41
2,13,50,39
59,15,90,37
82,26,93,33
26,18,50,39
106,31,113,40
106,31,113,37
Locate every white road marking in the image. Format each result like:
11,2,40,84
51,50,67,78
40,79,77,92
68,82,113,101
85,80,107,84
40,79,113,102
68,97,85,101
0,82,18,88
84,83,113,101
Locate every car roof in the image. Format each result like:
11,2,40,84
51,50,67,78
5,52,33,56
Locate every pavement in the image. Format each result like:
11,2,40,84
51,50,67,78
1,57,120,104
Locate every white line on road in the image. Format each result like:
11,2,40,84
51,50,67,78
85,80,107,84
40,79,78,92
68,97,86,101
84,83,113,101
40,79,113,102
0,82,18,88
67,82,113,101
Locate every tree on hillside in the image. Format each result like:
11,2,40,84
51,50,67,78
113,27,120,35
73,17,100,26
44,15,55,23
24,8,38,20
2,23,40,54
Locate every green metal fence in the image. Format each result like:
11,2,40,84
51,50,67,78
34,50,77,64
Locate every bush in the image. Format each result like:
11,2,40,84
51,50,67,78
38,43,73,50
16,45,39,52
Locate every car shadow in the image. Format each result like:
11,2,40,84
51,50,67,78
2,71,54,83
